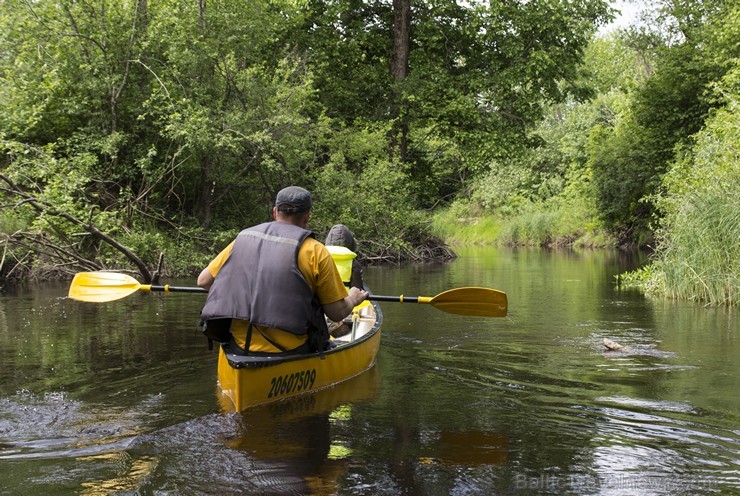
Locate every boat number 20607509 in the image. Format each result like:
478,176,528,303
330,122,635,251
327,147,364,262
268,369,317,398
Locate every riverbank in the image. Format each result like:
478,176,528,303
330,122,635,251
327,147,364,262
430,207,617,249
431,207,737,307
0,222,457,286
3,204,734,308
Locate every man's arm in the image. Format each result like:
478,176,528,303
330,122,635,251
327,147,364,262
197,241,234,290
311,240,367,321
323,286,368,322
197,267,214,290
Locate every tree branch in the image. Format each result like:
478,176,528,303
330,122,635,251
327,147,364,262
0,174,153,282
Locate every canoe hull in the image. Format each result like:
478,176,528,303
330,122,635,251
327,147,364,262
217,301,382,412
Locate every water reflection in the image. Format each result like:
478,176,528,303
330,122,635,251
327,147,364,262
0,247,737,495
419,430,508,466
222,367,381,494
78,453,158,496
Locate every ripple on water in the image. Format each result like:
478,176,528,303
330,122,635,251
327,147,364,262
576,399,740,494
595,396,697,414
0,389,144,460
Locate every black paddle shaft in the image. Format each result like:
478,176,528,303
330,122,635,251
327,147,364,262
150,285,208,294
148,286,421,303
368,294,420,303
150,285,419,303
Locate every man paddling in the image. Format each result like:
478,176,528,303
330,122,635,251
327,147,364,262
197,186,368,354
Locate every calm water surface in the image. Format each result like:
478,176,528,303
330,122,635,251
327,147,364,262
0,247,737,495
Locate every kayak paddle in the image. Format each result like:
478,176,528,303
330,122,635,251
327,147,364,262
68,271,507,317
369,288,507,317
68,271,206,303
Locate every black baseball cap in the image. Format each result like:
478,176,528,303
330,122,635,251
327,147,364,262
275,186,313,213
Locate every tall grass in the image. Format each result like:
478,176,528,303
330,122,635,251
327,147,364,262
431,200,614,247
622,182,739,305
622,85,739,306
431,206,501,245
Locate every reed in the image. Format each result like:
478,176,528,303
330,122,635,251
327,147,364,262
497,210,558,246
431,208,501,245
623,188,738,305
432,201,612,247
621,95,739,306
494,200,611,247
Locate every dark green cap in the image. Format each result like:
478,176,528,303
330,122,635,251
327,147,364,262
275,186,313,213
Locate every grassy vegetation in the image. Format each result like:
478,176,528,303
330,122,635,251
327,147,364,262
431,200,615,248
621,81,739,306
430,206,501,246
620,195,739,307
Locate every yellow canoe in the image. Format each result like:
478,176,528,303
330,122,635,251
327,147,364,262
66,272,507,412
217,299,382,412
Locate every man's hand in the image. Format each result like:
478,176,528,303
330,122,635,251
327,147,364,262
324,286,369,322
347,286,369,307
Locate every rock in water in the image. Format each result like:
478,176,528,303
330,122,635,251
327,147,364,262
603,338,626,351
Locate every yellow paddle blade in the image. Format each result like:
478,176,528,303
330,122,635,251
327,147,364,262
68,271,143,302
428,287,507,317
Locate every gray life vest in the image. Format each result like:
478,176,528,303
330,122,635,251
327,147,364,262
200,221,326,337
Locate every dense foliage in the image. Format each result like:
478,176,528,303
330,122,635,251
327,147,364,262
621,67,739,305
0,0,736,304
432,0,738,304
0,0,609,280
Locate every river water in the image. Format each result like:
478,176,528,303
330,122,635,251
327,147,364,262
0,247,737,495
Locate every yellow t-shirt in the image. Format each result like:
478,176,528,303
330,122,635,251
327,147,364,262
207,236,348,352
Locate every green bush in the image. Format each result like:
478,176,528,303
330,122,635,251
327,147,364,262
312,150,433,261
622,70,740,305
431,196,612,248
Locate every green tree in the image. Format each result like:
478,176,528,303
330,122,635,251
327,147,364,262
468,34,648,228
292,0,613,206
622,67,740,304
588,0,735,234
0,0,324,278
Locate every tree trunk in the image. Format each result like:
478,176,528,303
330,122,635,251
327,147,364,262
198,0,207,29
390,0,411,82
388,0,411,162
